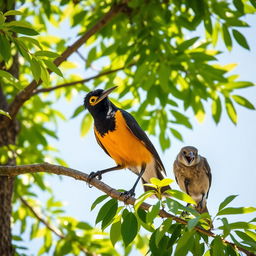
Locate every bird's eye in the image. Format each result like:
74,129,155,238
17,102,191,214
89,96,98,105
182,151,186,155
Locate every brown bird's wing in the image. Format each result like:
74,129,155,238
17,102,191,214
121,109,166,174
202,157,212,198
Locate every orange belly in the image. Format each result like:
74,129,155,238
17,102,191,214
94,110,153,167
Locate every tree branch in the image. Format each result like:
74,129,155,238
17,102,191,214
19,195,97,256
0,2,128,129
33,64,133,95
0,163,254,256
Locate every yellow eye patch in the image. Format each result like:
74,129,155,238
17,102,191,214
89,96,98,105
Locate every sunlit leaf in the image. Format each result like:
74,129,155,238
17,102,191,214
225,98,237,124
218,195,238,211
0,109,11,119
80,113,93,137
217,207,256,216
232,95,255,110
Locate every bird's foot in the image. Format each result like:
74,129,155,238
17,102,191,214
120,188,135,200
88,171,103,187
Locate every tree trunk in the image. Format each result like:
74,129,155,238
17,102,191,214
0,2,19,253
0,87,17,255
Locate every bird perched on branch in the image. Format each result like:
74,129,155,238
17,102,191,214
84,86,170,198
173,146,212,213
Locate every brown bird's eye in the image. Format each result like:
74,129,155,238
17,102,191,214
183,151,186,155
89,96,98,105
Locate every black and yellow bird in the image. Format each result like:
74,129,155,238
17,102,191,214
84,86,170,197
173,146,212,213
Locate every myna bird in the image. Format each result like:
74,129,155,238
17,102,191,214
173,146,212,213
84,86,170,197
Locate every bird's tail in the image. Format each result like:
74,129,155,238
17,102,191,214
141,161,171,194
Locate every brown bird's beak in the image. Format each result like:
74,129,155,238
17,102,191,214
96,86,118,104
185,151,195,164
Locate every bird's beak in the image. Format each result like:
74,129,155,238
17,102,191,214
96,86,118,104
185,151,195,164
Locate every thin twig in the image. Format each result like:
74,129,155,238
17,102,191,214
33,63,134,95
0,2,129,129
19,195,93,255
0,163,254,256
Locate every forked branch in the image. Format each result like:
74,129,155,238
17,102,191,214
0,163,254,256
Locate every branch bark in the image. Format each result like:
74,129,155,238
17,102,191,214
0,2,128,129
0,163,254,256
33,64,134,95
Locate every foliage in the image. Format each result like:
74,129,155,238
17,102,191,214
0,0,256,255
92,178,256,256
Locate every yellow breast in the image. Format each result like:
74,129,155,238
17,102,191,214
94,110,153,167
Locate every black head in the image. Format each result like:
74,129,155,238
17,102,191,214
84,86,117,117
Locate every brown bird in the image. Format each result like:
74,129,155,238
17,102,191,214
173,146,212,213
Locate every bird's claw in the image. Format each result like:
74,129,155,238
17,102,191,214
120,189,135,200
88,171,102,187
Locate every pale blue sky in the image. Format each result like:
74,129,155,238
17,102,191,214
16,14,256,255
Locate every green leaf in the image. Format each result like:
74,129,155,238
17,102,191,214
110,220,121,246
10,26,39,36
134,191,155,211
101,200,118,230
165,190,196,205
220,217,231,237
19,36,42,49
35,50,59,58
80,113,93,137
211,96,222,124
233,0,244,13
249,0,256,8
177,37,199,51
91,194,109,211
40,66,50,85
217,207,256,216
211,236,225,256
218,195,238,211
121,212,138,247
0,12,6,25
171,110,192,129
71,105,84,118
187,216,201,230
0,34,11,62
159,63,169,92
155,218,172,246
170,128,183,141
43,59,63,77
235,230,256,246
225,98,237,124
72,10,87,27
146,201,160,224
220,221,256,230
0,109,11,119
76,222,92,230
4,10,23,16
232,29,250,50
232,95,255,110
30,58,41,82
174,230,195,256
86,47,97,68
95,198,118,225
222,24,232,51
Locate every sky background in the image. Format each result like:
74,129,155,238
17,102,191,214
15,13,256,255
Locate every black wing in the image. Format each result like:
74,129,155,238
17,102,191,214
202,157,212,199
120,109,166,174
94,129,111,157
